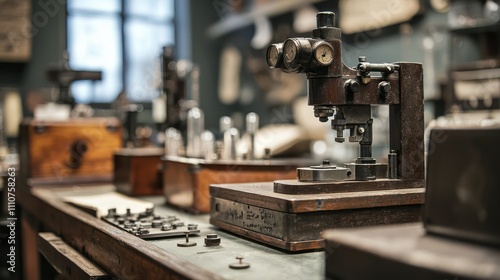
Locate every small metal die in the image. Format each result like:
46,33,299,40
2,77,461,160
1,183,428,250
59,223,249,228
124,223,134,229
107,208,116,218
173,221,184,227
297,160,351,182
204,233,221,247
161,224,172,231
177,231,197,247
140,222,152,229
229,256,250,269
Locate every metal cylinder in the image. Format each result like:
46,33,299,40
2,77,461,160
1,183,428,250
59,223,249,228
388,150,398,179
219,116,232,134
360,143,372,158
246,112,259,160
223,127,239,160
201,130,215,160
246,112,259,134
316,11,335,28
165,127,182,156
187,107,204,158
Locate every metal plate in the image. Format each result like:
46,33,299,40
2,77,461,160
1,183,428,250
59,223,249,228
297,166,351,182
102,209,200,239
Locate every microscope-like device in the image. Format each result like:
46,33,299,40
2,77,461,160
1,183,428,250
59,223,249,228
210,12,425,251
46,68,102,106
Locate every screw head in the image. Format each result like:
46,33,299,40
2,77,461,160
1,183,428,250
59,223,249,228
230,256,250,269
357,127,365,134
345,79,360,93
378,81,391,96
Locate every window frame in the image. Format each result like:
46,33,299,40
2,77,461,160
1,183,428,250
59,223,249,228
65,0,177,109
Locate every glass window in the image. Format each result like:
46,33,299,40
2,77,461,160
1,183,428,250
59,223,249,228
67,0,175,104
125,19,174,101
126,0,174,19
68,15,122,103
67,0,120,13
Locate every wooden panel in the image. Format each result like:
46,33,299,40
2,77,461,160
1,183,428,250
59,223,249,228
20,118,122,182
163,158,299,213
22,213,40,280
38,232,109,280
114,148,164,196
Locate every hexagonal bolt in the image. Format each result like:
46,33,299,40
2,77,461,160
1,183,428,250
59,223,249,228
161,224,172,231
151,220,163,228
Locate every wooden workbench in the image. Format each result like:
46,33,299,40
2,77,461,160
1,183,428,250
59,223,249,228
18,184,324,280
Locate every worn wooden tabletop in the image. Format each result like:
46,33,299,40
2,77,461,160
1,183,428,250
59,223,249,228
19,184,324,280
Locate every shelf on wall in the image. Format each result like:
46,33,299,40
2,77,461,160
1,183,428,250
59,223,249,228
207,0,326,39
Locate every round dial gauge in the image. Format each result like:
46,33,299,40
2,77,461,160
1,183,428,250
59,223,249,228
314,43,334,66
266,44,283,68
283,39,298,63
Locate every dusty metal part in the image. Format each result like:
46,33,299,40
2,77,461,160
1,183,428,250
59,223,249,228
296,167,351,182
204,233,221,247
229,256,250,269
262,11,425,187
388,150,398,179
177,231,197,247
344,162,388,181
296,162,351,182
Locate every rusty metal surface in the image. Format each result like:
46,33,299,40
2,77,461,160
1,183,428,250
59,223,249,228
396,63,425,181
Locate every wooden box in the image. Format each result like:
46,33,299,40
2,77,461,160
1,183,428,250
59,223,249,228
19,118,122,186
162,156,308,213
114,147,164,196
210,182,424,251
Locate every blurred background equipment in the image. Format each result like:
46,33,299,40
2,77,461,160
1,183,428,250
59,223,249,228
46,68,102,106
